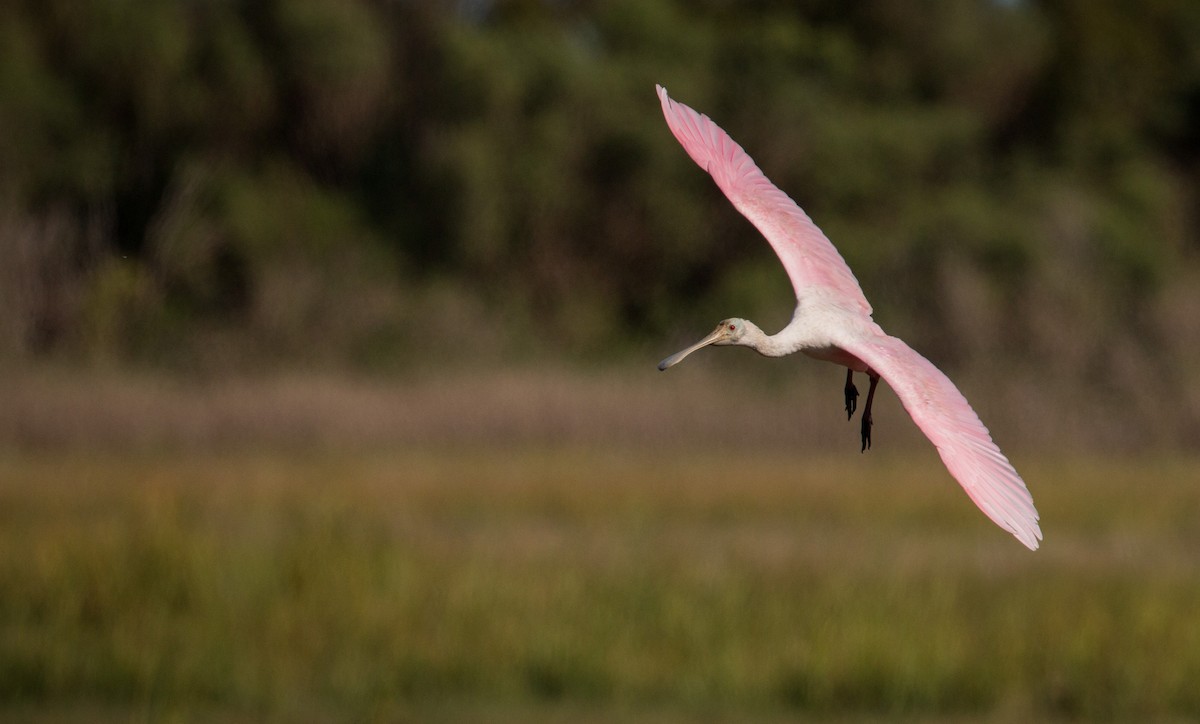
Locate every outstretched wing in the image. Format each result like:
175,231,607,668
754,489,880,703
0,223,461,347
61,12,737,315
657,85,872,316
844,332,1042,550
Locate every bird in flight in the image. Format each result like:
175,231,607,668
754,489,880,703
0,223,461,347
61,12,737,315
654,85,1041,550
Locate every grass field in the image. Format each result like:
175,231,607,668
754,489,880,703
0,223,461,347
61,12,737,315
0,446,1197,722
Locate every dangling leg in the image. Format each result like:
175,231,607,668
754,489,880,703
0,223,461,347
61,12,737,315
860,372,880,452
844,368,859,420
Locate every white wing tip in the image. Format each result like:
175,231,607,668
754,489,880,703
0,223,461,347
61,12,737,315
656,85,673,115
1015,521,1043,551
985,492,1043,551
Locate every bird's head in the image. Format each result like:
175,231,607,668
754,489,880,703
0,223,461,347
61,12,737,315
658,318,751,370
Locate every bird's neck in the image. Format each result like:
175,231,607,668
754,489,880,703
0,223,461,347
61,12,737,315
742,323,792,358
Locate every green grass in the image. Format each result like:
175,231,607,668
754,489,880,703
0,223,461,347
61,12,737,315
0,448,1197,721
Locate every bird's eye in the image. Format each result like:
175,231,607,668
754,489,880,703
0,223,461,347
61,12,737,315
728,324,736,330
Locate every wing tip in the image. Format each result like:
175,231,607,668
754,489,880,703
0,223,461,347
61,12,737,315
1016,524,1043,551
656,84,671,113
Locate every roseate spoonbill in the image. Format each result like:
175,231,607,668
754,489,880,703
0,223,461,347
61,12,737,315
655,85,1041,550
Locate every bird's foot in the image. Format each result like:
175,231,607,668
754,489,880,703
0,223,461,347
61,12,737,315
844,382,859,419
860,410,872,452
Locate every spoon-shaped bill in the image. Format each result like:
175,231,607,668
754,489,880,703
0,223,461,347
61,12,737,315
658,326,728,370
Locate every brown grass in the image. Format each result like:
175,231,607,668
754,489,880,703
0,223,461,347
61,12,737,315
2,361,1179,455
0,365,911,452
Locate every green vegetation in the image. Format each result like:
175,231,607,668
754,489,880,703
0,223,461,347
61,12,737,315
1,0,1198,373
0,449,1197,721
1,3,1197,719
2,0,1198,442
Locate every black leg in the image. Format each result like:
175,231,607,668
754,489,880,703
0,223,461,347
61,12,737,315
844,368,859,420
861,372,880,452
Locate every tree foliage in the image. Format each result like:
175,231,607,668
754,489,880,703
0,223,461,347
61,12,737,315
0,0,1198,381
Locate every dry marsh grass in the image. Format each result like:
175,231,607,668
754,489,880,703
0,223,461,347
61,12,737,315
0,362,1150,455
0,366,910,452
0,446,1197,721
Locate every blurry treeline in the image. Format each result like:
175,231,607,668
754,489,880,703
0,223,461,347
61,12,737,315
1,0,1199,384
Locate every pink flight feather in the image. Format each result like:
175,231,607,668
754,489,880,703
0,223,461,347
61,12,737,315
657,85,872,316
846,335,1042,549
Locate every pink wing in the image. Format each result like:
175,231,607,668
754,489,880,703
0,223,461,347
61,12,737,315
657,85,872,316
844,332,1042,550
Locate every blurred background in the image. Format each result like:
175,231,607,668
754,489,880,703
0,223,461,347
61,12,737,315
1,0,1199,721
